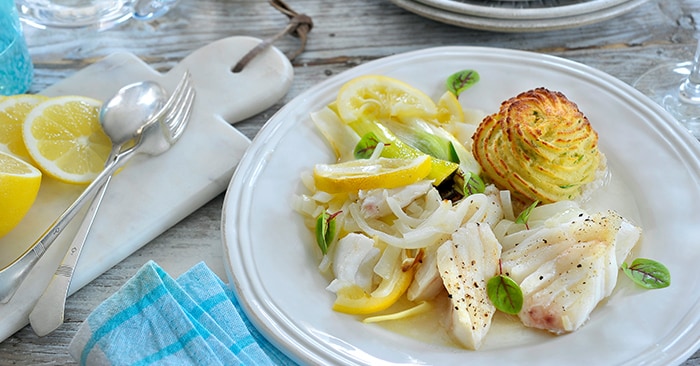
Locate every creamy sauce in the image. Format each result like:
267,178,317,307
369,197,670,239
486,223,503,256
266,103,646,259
376,293,553,350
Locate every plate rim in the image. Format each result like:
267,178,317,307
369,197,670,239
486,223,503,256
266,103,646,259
388,0,649,32
222,45,700,365
413,0,639,20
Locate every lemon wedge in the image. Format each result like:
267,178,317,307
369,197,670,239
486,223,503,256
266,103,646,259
0,151,42,238
435,91,465,125
0,94,48,162
333,265,414,315
22,96,112,184
313,155,432,193
336,74,438,124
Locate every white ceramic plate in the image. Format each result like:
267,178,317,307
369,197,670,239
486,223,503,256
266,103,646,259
413,0,635,20
388,0,648,32
222,46,700,365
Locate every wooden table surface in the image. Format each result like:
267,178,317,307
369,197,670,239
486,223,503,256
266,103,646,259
1,0,698,364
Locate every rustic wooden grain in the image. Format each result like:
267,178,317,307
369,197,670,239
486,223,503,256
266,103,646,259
1,0,698,364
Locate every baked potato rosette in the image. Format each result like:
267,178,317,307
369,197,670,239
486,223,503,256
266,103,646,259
472,88,601,204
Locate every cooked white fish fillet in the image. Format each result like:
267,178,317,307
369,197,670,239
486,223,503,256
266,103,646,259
436,222,502,350
406,192,504,302
516,239,616,333
613,219,641,267
407,244,444,302
501,211,641,334
326,233,380,293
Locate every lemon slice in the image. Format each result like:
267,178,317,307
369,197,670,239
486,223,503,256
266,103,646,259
0,151,42,238
23,96,111,184
435,91,465,125
313,156,432,193
0,94,49,161
333,265,414,315
336,75,438,124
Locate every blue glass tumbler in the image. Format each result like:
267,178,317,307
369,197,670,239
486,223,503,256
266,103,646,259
0,0,33,95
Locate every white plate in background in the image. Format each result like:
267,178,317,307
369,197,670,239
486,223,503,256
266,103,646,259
414,0,638,20
388,0,648,32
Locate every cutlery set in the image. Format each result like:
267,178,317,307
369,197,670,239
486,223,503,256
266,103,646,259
0,77,195,307
0,73,195,337
28,73,196,336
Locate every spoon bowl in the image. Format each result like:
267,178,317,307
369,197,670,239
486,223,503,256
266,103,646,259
101,80,168,154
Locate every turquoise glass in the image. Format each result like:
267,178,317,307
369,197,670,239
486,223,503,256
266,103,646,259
0,0,33,95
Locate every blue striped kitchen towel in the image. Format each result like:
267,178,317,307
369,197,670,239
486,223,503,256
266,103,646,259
68,260,297,366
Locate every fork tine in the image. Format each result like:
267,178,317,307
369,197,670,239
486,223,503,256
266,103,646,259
160,74,192,127
161,72,191,125
133,72,190,137
167,83,195,140
159,75,194,142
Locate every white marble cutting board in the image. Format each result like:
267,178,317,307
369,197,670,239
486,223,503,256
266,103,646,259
0,36,293,341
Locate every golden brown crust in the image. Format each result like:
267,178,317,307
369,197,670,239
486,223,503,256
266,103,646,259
472,88,601,204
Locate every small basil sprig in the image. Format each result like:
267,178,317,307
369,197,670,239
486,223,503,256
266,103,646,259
515,200,539,229
621,258,671,289
487,274,523,315
315,211,341,255
446,70,480,97
462,171,485,196
354,132,382,159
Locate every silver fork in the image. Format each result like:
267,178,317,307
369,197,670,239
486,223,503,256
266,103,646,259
26,73,195,336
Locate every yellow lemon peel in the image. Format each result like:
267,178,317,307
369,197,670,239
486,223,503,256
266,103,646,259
336,74,438,124
22,96,111,184
332,266,415,315
0,151,42,238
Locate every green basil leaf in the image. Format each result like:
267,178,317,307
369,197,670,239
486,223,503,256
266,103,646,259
487,274,523,315
621,258,671,289
446,70,480,97
354,132,382,159
463,171,485,196
315,211,339,255
515,200,539,226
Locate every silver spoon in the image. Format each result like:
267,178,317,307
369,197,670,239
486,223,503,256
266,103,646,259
0,81,167,305
101,80,169,152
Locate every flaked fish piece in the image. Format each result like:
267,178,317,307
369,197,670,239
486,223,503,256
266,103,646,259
359,180,433,218
517,239,616,333
407,192,503,302
436,222,502,350
326,233,380,293
501,211,641,334
407,244,444,302
613,219,641,267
